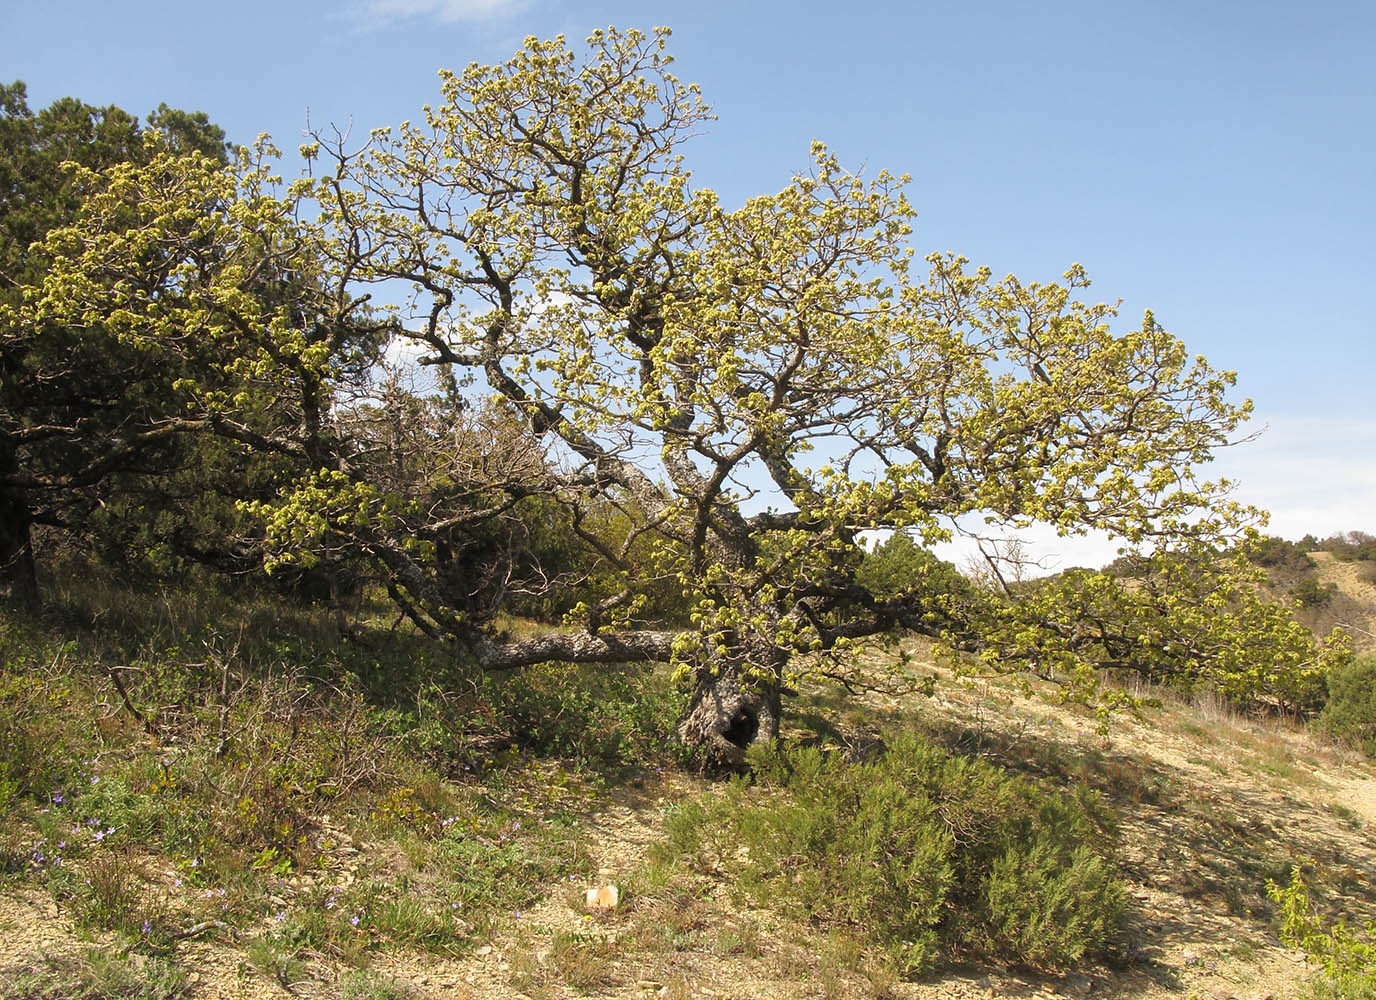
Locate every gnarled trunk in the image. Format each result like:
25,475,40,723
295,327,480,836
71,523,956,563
677,653,783,768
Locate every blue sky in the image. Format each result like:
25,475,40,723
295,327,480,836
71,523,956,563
4,0,1372,566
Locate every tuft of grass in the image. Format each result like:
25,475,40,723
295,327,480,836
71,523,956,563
338,970,417,1000
0,949,189,1000
244,931,315,993
547,930,620,991
712,918,765,957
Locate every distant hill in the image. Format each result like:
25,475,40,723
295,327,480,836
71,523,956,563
1296,550,1376,655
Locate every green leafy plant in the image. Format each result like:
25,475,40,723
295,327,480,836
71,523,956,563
1269,865,1376,999
659,733,1123,973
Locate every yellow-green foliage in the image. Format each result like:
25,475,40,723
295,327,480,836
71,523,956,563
18,26,1316,756
964,544,1346,717
1270,866,1376,999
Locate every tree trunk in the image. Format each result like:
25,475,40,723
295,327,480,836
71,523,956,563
0,494,38,613
677,656,782,768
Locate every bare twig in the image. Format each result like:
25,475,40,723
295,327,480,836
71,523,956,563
103,664,158,740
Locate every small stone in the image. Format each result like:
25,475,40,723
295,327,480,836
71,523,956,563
585,884,620,911
1064,974,1092,995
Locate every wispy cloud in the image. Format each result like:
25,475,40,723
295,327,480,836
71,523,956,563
931,414,1376,575
1211,415,1376,542
346,0,531,27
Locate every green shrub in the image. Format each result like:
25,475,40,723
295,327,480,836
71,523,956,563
855,533,976,635
1248,535,1318,572
659,733,1123,973
1318,657,1376,755
1295,577,1339,608
496,660,690,767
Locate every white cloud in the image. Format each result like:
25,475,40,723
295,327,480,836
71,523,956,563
928,414,1376,575
1210,415,1376,542
931,523,1125,579
346,0,530,26
382,334,430,369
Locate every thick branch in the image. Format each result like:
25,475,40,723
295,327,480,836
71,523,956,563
470,628,677,671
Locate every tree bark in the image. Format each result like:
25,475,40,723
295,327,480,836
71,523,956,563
677,655,782,769
470,629,678,671
0,490,38,612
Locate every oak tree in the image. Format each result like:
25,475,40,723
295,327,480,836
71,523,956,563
298,28,1300,760
29,30,1345,760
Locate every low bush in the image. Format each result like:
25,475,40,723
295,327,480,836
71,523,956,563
497,659,691,767
1318,657,1376,756
1295,577,1340,608
1249,535,1318,573
659,733,1123,973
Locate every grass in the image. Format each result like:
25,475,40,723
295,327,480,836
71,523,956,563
0,949,190,1000
5,559,1376,998
0,565,689,995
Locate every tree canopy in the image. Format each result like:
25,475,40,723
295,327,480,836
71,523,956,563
0,83,238,605
15,30,1347,761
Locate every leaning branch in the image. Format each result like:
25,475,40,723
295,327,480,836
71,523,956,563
470,628,678,671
